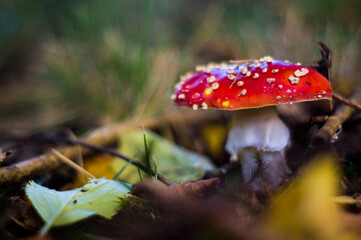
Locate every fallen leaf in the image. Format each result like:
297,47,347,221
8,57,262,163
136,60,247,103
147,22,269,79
267,156,358,240
112,129,215,184
133,178,220,199
25,178,131,235
202,123,228,160
164,178,220,198
82,154,115,180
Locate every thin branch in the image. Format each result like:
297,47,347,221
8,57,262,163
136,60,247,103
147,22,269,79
64,138,173,186
311,90,361,146
311,115,329,123
0,109,219,185
333,93,361,112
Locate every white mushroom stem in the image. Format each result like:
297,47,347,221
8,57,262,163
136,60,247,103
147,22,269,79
225,107,290,192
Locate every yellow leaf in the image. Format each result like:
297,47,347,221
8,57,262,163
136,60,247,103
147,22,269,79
83,154,116,179
202,123,228,160
267,156,345,240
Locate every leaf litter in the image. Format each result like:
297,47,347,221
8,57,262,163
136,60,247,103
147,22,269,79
25,178,131,235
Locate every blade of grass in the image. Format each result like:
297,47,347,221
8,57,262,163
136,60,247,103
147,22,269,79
137,166,143,183
143,130,153,177
112,151,141,181
153,155,158,181
112,159,132,181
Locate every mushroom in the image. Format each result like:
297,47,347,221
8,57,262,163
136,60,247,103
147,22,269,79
172,57,333,191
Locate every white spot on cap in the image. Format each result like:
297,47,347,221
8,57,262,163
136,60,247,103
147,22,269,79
192,92,200,99
322,91,326,94
262,68,268,73
246,71,251,77
318,95,323,98
178,93,186,99
301,67,309,73
286,89,292,94
254,62,260,68
171,94,176,100
288,75,299,84
267,78,275,83
193,104,198,110
238,89,247,96
294,68,309,77
264,56,273,63
276,96,281,100
211,82,219,90
180,72,193,81
196,65,205,72
237,81,244,87
241,68,248,74
228,74,236,80
296,62,302,65
227,69,235,74
278,85,283,89
253,73,259,79
272,69,279,73
201,102,208,110
207,76,216,83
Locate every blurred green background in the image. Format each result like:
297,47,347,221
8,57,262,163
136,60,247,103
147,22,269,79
0,0,360,137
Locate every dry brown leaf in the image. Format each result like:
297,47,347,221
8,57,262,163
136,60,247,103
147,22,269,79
133,178,220,199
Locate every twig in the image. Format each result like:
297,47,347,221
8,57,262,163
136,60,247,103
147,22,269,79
0,109,214,185
311,90,361,146
51,148,95,179
311,115,329,123
0,147,72,184
63,138,172,186
333,93,361,112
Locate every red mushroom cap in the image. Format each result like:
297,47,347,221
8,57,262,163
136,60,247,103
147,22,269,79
172,57,333,110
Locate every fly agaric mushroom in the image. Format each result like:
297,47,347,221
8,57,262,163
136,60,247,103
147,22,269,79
172,56,332,191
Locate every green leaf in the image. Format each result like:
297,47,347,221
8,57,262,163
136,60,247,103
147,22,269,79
112,129,215,184
25,178,131,235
